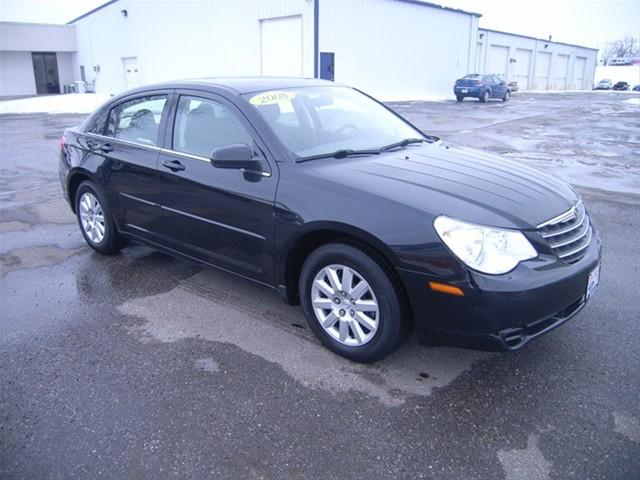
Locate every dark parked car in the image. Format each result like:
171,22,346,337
59,78,601,362
633,85,640,92
612,81,630,91
453,74,511,102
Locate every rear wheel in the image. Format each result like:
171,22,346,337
480,90,490,103
75,181,127,254
299,243,407,362
456,95,463,102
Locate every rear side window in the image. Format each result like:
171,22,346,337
173,96,253,158
105,95,167,146
85,108,109,134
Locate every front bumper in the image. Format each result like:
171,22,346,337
398,229,602,351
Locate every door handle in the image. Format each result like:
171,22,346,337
162,159,185,172
97,143,113,153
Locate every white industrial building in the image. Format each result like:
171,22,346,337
68,0,481,100
475,28,598,90
0,0,599,99
0,22,76,96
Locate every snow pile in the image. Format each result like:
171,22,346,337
624,97,640,105
0,93,112,114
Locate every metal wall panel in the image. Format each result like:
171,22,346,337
319,0,479,100
260,15,303,76
477,29,598,90
72,0,314,94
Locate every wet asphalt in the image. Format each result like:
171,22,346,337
1,92,639,479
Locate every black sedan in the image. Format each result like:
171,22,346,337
59,78,601,362
612,81,630,91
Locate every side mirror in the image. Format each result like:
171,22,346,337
210,143,257,170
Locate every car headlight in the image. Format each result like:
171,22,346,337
433,216,537,274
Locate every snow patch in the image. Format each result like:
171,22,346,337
623,97,640,106
0,93,112,114
498,434,552,480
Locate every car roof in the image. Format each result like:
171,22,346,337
129,77,341,96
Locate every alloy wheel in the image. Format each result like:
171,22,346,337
311,264,380,346
79,192,105,244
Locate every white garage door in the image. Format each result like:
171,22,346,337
574,57,587,89
260,16,302,77
514,49,531,89
535,51,551,90
555,54,569,89
488,45,509,79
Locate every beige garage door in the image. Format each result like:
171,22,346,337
514,49,531,89
574,57,587,89
555,54,569,89
488,45,509,79
535,51,551,90
260,16,303,77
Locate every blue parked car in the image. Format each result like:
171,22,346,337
454,74,511,103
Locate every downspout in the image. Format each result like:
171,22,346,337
314,0,319,78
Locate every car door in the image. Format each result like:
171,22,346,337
492,76,507,98
96,91,171,241
155,91,278,284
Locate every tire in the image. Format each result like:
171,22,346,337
75,180,127,254
503,90,511,102
299,243,408,362
479,90,489,103
456,95,463,102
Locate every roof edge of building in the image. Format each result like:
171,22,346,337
0,20,75,28
396,0,482,17
479,28,598,52
66,0,119,25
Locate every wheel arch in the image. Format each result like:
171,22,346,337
67,168,97,213
279,222,411,321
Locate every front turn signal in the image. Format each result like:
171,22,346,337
429,281,464,297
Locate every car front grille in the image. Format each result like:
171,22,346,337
538,201,592,264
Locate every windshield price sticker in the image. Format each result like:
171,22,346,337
249,91,296,106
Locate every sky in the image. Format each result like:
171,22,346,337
0,0,638,49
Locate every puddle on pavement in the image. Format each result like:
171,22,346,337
119,268,494,406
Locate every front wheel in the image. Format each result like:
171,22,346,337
503,90,511,102
75,181,127,254
299,243,408,362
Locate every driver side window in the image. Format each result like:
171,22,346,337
173,96,253,158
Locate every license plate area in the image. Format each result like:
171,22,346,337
586,265,600,299
461,89,468,93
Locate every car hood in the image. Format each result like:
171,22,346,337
308,142,580,230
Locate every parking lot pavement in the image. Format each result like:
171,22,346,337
389,91,640,195
1,92,639,479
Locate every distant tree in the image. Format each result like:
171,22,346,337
602,36,640,64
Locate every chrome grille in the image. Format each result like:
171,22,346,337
538,202,592,264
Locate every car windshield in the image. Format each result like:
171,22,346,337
243,86,425,159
